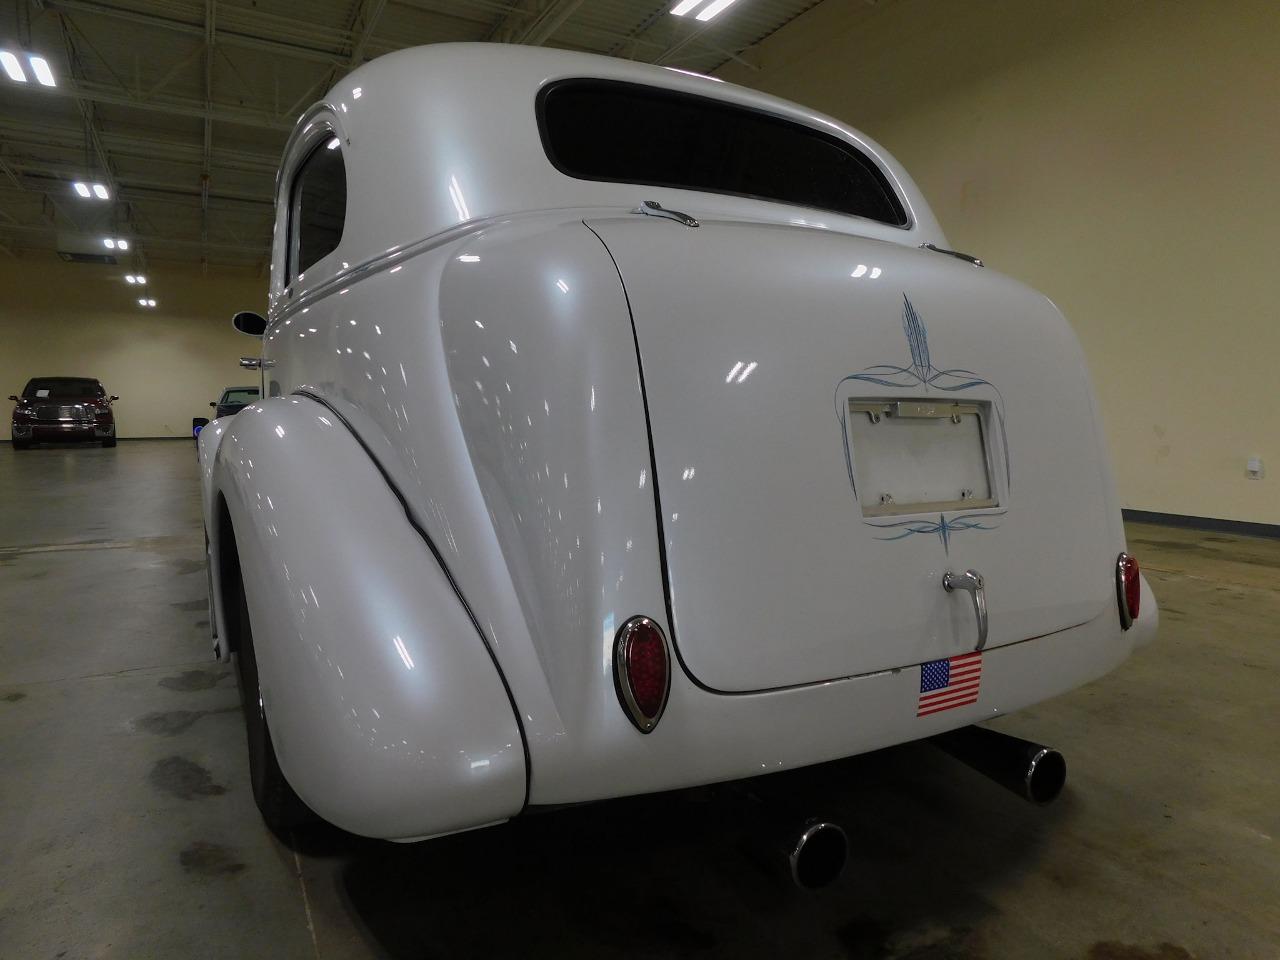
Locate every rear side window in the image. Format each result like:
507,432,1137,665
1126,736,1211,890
538,80,907,227
290,137,347,280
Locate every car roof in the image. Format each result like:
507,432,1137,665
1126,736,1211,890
268,43,943,304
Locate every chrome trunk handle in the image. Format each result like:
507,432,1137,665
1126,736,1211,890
634,199,699,228
920,243,983,268
944,568,988,651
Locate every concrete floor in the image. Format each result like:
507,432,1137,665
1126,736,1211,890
1,440,1277,960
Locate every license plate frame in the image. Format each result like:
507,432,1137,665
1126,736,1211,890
846,399,999,517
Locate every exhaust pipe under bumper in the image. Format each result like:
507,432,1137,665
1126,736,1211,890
727,785,849,890
932,725,1067,805
786,819,848,890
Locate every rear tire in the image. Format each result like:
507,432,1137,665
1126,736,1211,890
231,571,313,835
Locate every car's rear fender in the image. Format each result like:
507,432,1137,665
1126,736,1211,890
199,417,232,658
209,395,527,839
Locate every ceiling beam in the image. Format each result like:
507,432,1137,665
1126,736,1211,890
653,18,719,65
55,12,149,260
606,4,669,59
0,119,280,175
9,166,273,206
41,0,351,66
486,0,586,45
0,220,268,255
8,78,291,130
347,0,388,68
202,0,216,266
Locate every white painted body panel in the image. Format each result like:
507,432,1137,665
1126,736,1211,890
201,44,1156,839
589,217,1116,691
203,397,525,838
266,43,944,319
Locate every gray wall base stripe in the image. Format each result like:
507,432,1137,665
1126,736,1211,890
1123,508,1280,540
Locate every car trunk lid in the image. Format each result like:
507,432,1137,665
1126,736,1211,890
588,215,1116,692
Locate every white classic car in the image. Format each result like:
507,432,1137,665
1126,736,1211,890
200,43,1156,879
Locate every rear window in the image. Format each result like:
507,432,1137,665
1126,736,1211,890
23,378,103,399
537,79,907,227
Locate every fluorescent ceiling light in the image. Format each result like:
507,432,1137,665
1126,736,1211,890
135,275,146,284
670,0,703,14
92,184,109,199
0,51,26,82
28,55,55,87
148,299,156,307
138,298,147,306
695,0,741,21
104,238,116,249
73,182,91,198
125,275,137,284
117,239,128,250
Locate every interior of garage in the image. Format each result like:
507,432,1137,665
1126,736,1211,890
2,2,1277,958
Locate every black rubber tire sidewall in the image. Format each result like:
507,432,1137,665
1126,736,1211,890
232,572,311,834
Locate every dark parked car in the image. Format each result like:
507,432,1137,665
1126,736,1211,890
193,386,260,457
9,377,117,450
211,386,259,419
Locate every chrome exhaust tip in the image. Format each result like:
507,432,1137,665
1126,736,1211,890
787,819,848,890
933,725,1067,805
1022,745,1067,805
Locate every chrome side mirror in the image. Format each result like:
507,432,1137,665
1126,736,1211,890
233,311,267,337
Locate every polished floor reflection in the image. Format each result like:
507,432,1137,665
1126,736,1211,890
1,440,1276,959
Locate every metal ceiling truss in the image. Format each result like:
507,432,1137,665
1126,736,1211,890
3,0,821,266
486,0,587,46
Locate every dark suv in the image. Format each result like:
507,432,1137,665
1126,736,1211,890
9,377,118,450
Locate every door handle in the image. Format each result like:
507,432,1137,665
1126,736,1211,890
943,569,988,651
239,357,276,369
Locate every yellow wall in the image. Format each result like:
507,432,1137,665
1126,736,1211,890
1,256,267,439
720,0,1280,525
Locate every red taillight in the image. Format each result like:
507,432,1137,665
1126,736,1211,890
613,616,670,732
1117,553,1140,630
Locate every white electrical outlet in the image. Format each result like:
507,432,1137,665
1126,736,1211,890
1246,457,1264,479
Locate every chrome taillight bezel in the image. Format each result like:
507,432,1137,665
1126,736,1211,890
1116,552,1139,630
612,615,671,734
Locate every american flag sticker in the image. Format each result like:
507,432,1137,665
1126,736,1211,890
917,652,983,717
